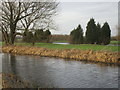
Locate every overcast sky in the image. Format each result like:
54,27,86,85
51,1,118,36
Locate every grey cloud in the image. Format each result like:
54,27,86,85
51,2,118,36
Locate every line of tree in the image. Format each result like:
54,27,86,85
70,18,111,45
50,35,69,42
23,29,51,44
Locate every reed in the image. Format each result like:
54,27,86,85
2,46,120,64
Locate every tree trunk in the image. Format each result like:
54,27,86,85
10,24,16,45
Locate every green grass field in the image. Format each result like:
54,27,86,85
13,42,118,52
0,41,119,52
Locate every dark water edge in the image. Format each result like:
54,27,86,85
1,53,120,88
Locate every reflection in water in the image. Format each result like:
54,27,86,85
2,54,17,75
0,53,2,73
2,53,119,88
10,55,17,74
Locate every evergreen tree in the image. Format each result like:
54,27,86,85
70,24,84,44
34,29,44,42
22,30,27,42
23,31,34,43
85,18,97,44
101,22,111,45
44,30,51,43
70,28,76,44
96,23,102,44
27,32,34,43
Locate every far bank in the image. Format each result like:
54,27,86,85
2,45,120,65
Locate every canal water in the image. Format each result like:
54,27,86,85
1,53,119,88
53,42,69,45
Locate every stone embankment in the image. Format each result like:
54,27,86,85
2,46,120,64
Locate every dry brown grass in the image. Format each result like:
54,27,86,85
2,46,120,64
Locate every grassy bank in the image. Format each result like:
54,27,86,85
13,42,119,52
0,40,119,52
2,46,120,64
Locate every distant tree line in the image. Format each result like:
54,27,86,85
23,29,51,44
50,35,69,42
70,18,111,45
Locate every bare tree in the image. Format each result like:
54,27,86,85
1,0,58,45
0,20,10,45
21,2,57,30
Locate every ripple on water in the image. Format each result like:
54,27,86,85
1,53,119,88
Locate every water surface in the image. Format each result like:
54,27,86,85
2,53,119,88
53,42,69,45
